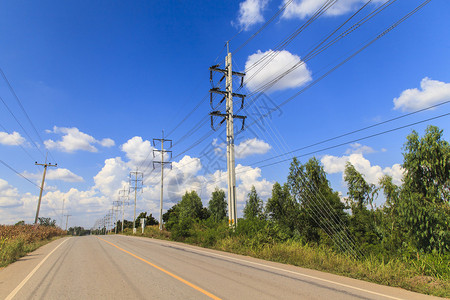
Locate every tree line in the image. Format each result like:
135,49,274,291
162,125,449,256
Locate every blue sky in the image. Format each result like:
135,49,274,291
0,0,449,228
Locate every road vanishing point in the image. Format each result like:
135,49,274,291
0,236,443,300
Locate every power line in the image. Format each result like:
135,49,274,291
0,159,41,189
250,100,450,167
0,95,45,158
0,67,49,159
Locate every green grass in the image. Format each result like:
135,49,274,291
214,237,449,298
117,223,449,298
0,235,64,268
0,224,67,268
120,225,171,240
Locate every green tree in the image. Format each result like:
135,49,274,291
344,163,379,249
243,186,264,219
344,162,378,211
399,125,450,252
288,157,347,243
178,191,205,221
378,175,403,251
134,212,159,228
38,217,56,227
208,188,227,222
265,182,299,232
162,204,180,230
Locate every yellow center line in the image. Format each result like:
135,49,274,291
97,236,221,300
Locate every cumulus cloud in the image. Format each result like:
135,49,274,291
93,157,129,197
234,0,268,30
0,131,26,146
282,0,384,19
44,126,115,153
120,136,154,168
22,168,84,183
345,143,375,155
211,138,271,159
236,138,271,158
245,50,312,92
321,152,404,186
0,179,21,207
393,77,450,112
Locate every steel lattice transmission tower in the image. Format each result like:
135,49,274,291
129,170,143,234
209,42,246,228
153,131,172,231
119,187,130,232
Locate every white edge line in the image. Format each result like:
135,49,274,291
5,237,70,300
138,237,405,300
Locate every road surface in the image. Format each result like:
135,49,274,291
0,235,443,299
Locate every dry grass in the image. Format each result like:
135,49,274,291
0,225,66,267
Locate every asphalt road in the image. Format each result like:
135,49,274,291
0,235,443,300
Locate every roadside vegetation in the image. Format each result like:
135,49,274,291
112,125,449,297
0,218,66,267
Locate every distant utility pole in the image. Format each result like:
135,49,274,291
153,131,172,231
60,198,65,228
119,187,130,232
113,200,121,234
34,160,58,224
64,214,72,231
129,170,143,234
209,42,246,228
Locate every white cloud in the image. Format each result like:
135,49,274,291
211,137,271,159
393,77,450,112
234,0,268,30
0,179,21,207
321,152,404,186
93,157,129,197
22,168,84,183
0,137,275,225
44,126,115,153
120,136,154,168
100,138,115,147
236,138,271,158
0,131,26,146
282,0,384,19
245,49,312,92
345,143,375,155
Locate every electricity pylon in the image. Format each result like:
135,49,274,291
129,170,143,234
113,200,121,234
209,42,246,228
119,187,130,232
153,131,172,230
34,160,57,224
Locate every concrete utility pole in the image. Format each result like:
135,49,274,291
119,187,130,232
60,198,65,228
129,170,143,234
209,42,246,228
153,131,172,231
34,160,57,224
64,214,71,231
